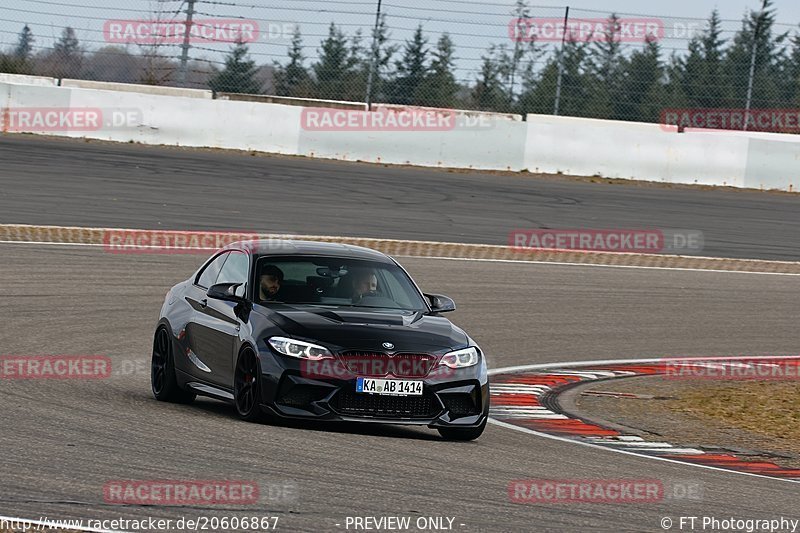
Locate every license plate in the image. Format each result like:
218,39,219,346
356,377,423,396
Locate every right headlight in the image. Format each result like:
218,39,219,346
268,336,333,361
439,346,480,369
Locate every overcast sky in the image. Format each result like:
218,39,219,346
536,0,799,20
2,0,799,82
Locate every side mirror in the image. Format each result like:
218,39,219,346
425,293,456,313
207,283,247,304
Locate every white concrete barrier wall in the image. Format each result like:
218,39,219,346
61,79,212,99
1,80,798,191
1,82,302,155
297,108,527,170
523,114,800,191
65,86,303,154
0,81,8,110
2,82,73,129
297,126,527,170
0,73,57,86
743,137,800,191
523,114,749,187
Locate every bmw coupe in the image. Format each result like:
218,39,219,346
151,240,489,440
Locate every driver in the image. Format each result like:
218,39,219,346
259,265,284,301
352,270,378,301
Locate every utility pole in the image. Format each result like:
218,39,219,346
744,0,768,131
178,0,196,86
365,0,383,109
553,6,569,116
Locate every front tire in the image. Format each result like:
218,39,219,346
234,348,265,422
151,327,196,404
437,417,487,441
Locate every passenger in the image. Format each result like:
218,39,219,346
259,265,284,301
352,270,378,301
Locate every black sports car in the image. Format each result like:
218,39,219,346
151,240,489,440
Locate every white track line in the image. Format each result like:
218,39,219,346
488,419,800,485
395,255,800,276
489,355,800,485
488,355,800,376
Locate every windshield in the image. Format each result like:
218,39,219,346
254,256,427,311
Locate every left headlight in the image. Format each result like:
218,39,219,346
439,346,480,369
268,336,334,360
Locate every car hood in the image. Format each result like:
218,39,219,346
256,306,469,352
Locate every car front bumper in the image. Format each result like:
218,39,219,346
257,352,489,428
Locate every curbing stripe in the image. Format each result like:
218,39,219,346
490,356,800,484
0,223,799,273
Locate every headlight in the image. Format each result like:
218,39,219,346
268,336,333,360
439,346,480,369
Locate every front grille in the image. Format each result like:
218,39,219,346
441,393,479,418
332,389,441,419
338,351,437,378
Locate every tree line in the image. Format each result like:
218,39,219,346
2,0,800,125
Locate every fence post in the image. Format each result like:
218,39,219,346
553,6,569,115
178,0,196,86
365,0,383,110
744,0,768,131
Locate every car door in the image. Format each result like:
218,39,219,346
184,251,246,389
198,250,249,388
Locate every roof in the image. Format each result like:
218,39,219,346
228,239,394,262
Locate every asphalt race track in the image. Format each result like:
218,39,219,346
1,135,800,260
1,136,800,532
1,244,799,532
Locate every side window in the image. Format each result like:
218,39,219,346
216,252,249,297
196,252,229,289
